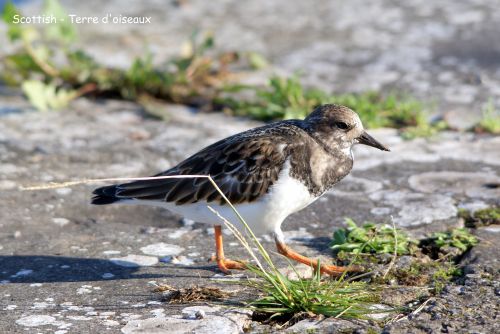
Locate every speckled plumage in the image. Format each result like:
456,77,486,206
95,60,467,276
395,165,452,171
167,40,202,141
93,108,355,204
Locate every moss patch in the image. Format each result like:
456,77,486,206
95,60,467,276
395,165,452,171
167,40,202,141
459,206,500,227
331,219,477,296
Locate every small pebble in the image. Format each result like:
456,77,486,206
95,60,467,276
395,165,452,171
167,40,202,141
52,218,70,227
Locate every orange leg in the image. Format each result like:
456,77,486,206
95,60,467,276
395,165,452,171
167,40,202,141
275,238,363,276
213,225,246,274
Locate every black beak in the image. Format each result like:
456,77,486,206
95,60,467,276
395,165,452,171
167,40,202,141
357,131,390,151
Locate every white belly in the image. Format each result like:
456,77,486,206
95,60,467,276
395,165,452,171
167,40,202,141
122,161,318,235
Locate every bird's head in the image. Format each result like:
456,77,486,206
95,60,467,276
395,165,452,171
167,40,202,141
304,104,390,152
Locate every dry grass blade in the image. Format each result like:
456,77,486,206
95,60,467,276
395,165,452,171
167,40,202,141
385,297,433,325
20,174,215,191
383,216,398,279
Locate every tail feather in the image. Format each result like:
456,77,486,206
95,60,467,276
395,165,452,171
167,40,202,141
91,185,121,205
91,177,175,205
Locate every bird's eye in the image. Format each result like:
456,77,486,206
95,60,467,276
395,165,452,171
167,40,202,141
335,122,349,130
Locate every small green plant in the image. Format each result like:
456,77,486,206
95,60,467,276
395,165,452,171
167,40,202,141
330,220,476,295
425,228,478,252
330,218,418,255
474,100,500,134
330,91,426,130
471,206,500,225
230,75,324,120
21,80,78,111
459,206,500,227
431,263,462,293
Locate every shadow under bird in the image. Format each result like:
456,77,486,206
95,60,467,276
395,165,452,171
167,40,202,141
92,104,389,275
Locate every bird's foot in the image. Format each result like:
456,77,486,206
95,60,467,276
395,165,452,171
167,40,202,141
209,255,246,274
319,263,365,277
274,239,365,277
217,258,246,274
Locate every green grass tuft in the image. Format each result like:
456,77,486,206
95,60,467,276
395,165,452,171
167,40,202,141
246,263,383,319
459,206,500,227
400,120,448,140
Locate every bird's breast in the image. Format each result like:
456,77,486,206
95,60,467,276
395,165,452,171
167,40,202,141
305,146,353,195
265,160,319,215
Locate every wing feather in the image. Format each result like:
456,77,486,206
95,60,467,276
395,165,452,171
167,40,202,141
109,136,289,205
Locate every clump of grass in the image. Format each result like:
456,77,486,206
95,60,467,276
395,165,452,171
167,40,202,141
474,100,500,134
400,120,449,140
221,75,429,131
215,218,388,322
330,92,426,130
330,218,418,256
331,218,477,259
473,206,500,224
246,265,381,320
220,76,322,121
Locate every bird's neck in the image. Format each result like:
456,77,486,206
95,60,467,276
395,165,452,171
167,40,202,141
310,143,353,193
288,136,354,196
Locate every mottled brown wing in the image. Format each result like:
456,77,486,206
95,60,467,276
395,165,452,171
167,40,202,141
111,137,288,205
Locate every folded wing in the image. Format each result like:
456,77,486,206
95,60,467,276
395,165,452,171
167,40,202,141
92,136,288,205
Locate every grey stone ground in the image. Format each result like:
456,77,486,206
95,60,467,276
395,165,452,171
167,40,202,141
1,0,500,333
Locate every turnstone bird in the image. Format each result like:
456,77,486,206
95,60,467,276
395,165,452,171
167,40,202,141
92,104,389,275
